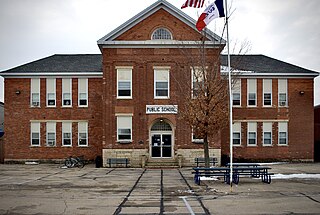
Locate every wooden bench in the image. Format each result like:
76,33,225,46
107,158,129,167
194,157,217,167
193,166,274,185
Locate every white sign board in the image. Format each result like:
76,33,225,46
146,105,178,114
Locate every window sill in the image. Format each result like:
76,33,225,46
247,144,257,147
78,106,88,108
278,144,288,147
30,145,40,148
117,141,132,144
117,97,132,100
262,144,273,147
61,106,73,108
192,140,204,144
78,145,89,147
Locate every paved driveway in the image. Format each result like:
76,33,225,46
0,163,319,215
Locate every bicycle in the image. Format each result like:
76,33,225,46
64,156,85,168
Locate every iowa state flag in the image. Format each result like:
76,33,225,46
196,0,225,31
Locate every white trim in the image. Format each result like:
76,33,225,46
154,69,170,99
234,119,289,122
117,68,132,99
221,71,318,78
1,72,102,78
78,78,88,107
46,78,56,107
78,121,88,147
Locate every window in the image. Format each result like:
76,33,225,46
78,122,88,146
117,116,132,142
151,28,172,40
263,79,272,106
232,122,241,146
232,80,241,106
31,122,40,146
192,68,205,98
31,79,40,107
247,79,256,106
278,122,288,145
62,122,72,146
62,79,72,107
263,122,272,146
46,122,56,147
46,79,56,107
117,68,132,98
247,122,257,146
278,79,287,107
154,69,169,99
192,128,204,143
78,79,88,107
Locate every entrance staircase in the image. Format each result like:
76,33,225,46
145,158,180,168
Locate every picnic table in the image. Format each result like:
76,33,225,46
193,165,273,185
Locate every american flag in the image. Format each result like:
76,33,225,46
181,0,205,9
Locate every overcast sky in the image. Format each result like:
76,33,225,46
0,0,319,105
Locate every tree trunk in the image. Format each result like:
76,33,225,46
204,135,210,168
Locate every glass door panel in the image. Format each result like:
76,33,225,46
151,134,161,157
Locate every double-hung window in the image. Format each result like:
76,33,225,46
263,122,272,146
247,122,257,146
232,122,241,146
78,122,88,146
263,79,272,106
117,115,132,142
62,79,72,107
62,122,72,146
192,128,204,143
46,79,56,107
46,122,56,147
278,122,288,145
232,80,241,106
154,68,170,99
278,79,287,107
117,67,132,99
247,79,257,107
31,122,40,146
192,68,204,98
78,79,88,107
31,78,40,107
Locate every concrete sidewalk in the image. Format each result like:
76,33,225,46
0,163,319,215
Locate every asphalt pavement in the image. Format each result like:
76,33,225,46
0,163,319,215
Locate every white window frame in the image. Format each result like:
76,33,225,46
78,122,88,147
117,67,132,99
278,122,288,145
117,115,132,142
232,122,241,146
263,122,272,146
191,67,205,98
62,122,72,147
151,28,173,40
46,78,56,107
78,78,88,107
278,79,288,107
232,79,241,107
247,79,257,107
192,128,204,143
31,78,40,107
46,122,56,147
263,79,272,107
247,122,257,146
62,79,72,107
31,122,40,146
154,68,170,99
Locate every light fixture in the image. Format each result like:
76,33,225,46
15,90,21,95
299,91,305,95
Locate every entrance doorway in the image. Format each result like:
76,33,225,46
150,120,173,158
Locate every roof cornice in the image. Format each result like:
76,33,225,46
0,72,103,78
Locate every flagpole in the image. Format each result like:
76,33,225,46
224,0,233,192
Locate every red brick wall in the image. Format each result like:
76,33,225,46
221,78,314,161
4,78,103,161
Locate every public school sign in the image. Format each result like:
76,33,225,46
146,105,178,114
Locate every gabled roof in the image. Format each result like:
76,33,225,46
1,54,318,78
0,54,102,77
97,0,225,49
220,55,319,77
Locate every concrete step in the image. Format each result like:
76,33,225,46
145,158,179,168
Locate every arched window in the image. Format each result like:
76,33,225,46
151,28,173,40
151,120,172,131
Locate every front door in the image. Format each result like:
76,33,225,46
151,133,172,158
